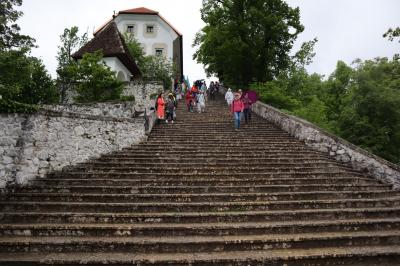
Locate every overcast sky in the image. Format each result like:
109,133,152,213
18,0,399,82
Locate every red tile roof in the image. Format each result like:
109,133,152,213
73,22,141,77
119,7,158,15
94,7,182,37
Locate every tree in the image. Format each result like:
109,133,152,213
20,57,59,104
193,0,304,87
324,60,353,123
56,26,87,102
73,50,124,103
123,33,146,69
0,0,35,51
0,50,58,105
124,34,175,89
383,27,400,43
337,58,400,163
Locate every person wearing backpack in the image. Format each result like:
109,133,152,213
231,92,244,131
242,92,253,124
166,93,176,123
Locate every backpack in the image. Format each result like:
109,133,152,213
167,99,175,111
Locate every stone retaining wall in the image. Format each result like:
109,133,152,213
251,100,400,189
0,110,146,189
43,101,137,119
123,80,163,110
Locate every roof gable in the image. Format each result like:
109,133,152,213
94,7,182,37
73,21,141,77
119,7,158,15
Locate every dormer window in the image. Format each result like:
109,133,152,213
146,26,154,33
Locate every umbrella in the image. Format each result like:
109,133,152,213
247,90,258,103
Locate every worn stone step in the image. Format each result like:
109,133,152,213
145,139,302,144
48,171,366,180
2,197,399,213
1,218,400,238
96,155,332,162
28,176,379,187
70,166,356,174
1,207,400,224
11,184,391,194
1,231,400,253
126,145,312,150
80,160,344,166
1,246,399,265
2,190,397,203
104,151,328,158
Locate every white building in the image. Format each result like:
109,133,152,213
95,7,183,80
72,21,141,83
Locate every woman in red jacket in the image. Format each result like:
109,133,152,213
231,92,244,131
156,93,165,121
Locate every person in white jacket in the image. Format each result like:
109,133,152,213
197,91,206,113
225,88,234,106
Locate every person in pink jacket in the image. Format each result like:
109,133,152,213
231,92,244,131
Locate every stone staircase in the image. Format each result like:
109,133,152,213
1,97,400,265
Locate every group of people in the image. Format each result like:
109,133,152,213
155,92,177,123
225,88,255,131
155,79,256,130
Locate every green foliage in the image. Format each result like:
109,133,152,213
73,51,124,103
0,98,38,113
337,58,400,163
0,0,58,112
142,55,174,90
56,26,88,102
0,48,30,100
120,95,135,102
383,27,400,43
123,33,146,68
124,34,175,90
0,49,59,106
193,0,304,87
0,0,35,51
253,56,400,164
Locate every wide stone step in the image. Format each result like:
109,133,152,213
1,246,399,265
97,155,331,162
1,231,400,253
71,166,356,174
76,162,351,170
28,176,379,187
2,190,397,203
145,139,301,143
81,159,340,165
2,218,400,237
128,145,310,150
48,171,366,180
2,197,399,212
11,184,391,194
105,151,328,158
1,207,399,224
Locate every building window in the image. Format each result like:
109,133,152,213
146,26,154,33
126,25,135,33
155,48,164,57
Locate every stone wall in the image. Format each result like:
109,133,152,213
0,115,26,188
43,101,137,119
251,101,400,189
0,109,146,189
123,80,164,110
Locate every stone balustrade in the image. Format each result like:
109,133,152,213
251,100,400,189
